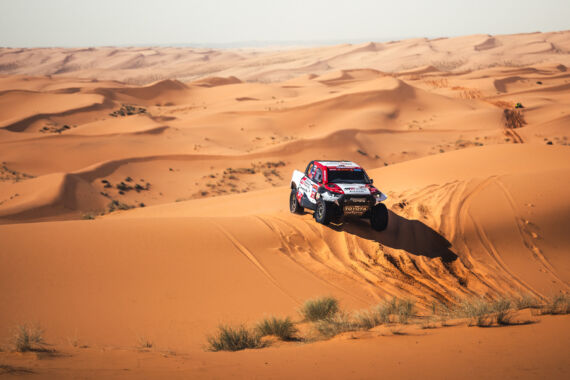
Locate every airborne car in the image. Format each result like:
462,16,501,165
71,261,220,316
289,160,389,231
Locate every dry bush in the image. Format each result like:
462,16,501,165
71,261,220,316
503,109,526,129
300,297,339,322
491,298,514,325
137,335,153,349
513,294,541,310
457,299,492,326
353,309,383,329
430,301,452,326
207,325,264,352
255,316,297,341
313,313,358,338
11,324,45,352
540,294,570,315
379,297,416,324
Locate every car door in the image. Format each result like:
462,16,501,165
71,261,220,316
298,162,314,201
307,166,322,202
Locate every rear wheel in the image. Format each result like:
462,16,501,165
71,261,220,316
290,189,304,214
314,200,332,225
370,203,388,231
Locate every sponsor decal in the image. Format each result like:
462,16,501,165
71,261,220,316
344,205,369,215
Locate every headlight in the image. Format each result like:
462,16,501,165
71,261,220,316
321,190,342,201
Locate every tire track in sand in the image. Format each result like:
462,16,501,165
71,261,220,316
212,221,298,303
494,178,569,291
255,215,375,304
458,176,544,297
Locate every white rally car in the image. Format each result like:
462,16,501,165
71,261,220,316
289,160,388,231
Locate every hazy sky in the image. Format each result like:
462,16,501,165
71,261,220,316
0,0,568,47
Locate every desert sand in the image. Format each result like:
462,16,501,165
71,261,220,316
1,31,569,379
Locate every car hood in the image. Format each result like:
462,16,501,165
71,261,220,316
335,183,371,195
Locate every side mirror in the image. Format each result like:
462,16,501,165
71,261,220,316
370,179,374,184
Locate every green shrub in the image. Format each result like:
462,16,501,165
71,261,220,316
255,317,297,341
207,325,263,352
300,297,339,321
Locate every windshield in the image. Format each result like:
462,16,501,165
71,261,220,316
327,169,370,184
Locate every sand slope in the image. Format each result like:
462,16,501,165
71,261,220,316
1,145,568,351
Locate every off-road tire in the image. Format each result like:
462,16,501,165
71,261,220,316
314,199,332,225
290,189,304,214
370,203,388,231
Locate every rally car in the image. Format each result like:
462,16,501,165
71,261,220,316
289,160,389,231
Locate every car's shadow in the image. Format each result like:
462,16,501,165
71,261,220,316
328,210,458,262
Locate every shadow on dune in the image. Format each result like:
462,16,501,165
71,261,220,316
335,210,458,262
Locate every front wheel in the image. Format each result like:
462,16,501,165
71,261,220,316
314,200,332,225
290,189,304,214
370,203,388,231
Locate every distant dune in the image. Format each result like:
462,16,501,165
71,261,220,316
0,30,569,379
1,31,569,84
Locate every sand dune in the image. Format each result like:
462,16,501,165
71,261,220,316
1,31,570,84
1,31,569,378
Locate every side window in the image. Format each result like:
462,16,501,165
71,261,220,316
314,168,323,184
306,163,314,177
309,165,317,180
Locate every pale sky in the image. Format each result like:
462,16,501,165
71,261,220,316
0,0,568,47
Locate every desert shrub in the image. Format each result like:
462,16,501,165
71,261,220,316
374,297,416,324
12,324,45,352
513,294,541,310
430,301,452,325
376,302,393,324
458,298,492,326
395,299,416,324
418,317,438,329
137,336,153,349
491,298,513,325
540,294,570,315
107,200,133,212
300,297,339,322
313,313,357,338
353,309,383,329
255,317,297,341
206,325,263,352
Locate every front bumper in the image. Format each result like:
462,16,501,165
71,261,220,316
335,194,376,216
